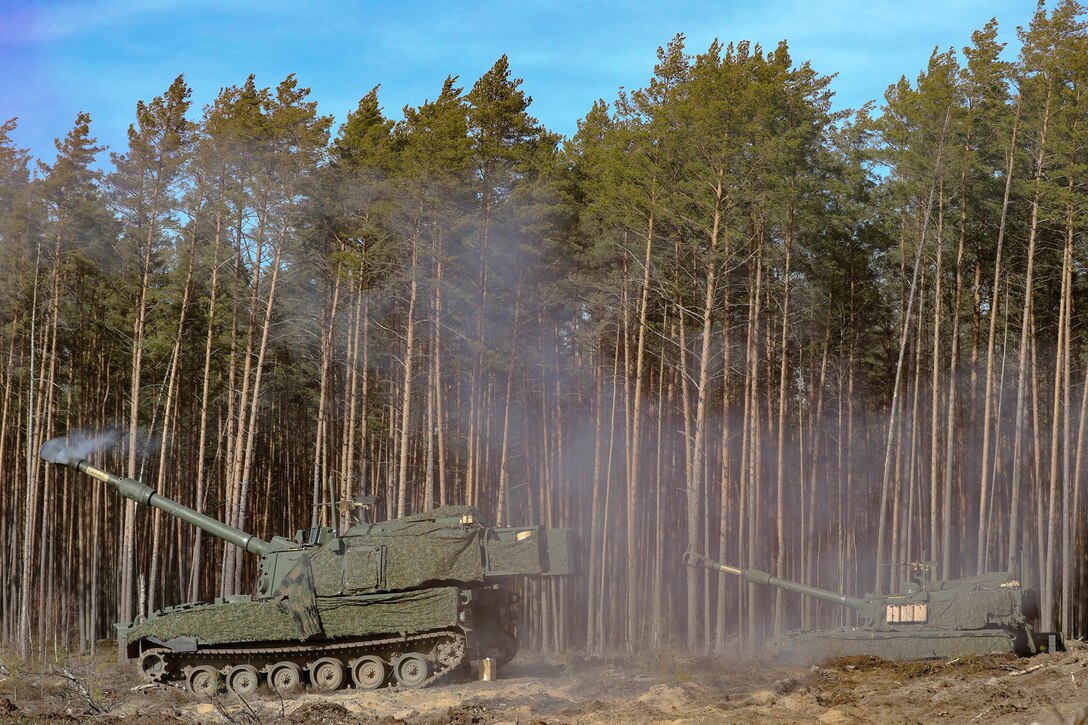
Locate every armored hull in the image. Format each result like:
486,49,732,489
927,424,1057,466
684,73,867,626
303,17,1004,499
129,586,512,692
775,628,1021,663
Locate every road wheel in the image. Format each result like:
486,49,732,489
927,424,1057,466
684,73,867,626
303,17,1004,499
187,665,223,696
351,655,387,690
268,661,302,695
310,657,346,691
227,664,260,696
394,653,429,688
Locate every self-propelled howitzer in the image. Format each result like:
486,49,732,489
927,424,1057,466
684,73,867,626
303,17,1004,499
53,456,575,694
684,551,1059,662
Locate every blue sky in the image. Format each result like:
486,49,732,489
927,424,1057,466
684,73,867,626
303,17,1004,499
1,0,1039,166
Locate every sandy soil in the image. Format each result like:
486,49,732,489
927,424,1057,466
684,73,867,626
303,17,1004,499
2,643,1088,724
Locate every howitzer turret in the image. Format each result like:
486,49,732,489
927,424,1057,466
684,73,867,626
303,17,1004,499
685,551,1060,663
46,449,576,694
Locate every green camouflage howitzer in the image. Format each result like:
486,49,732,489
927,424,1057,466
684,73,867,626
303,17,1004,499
48,454,575,694
684,550,1062,663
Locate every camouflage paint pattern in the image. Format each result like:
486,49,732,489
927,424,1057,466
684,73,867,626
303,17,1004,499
272,553,323,638
126,587,460,647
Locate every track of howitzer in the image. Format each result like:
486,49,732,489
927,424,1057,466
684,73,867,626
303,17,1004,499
137,629,466,693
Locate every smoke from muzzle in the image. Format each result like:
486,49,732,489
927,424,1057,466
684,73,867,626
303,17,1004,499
39,428,121,465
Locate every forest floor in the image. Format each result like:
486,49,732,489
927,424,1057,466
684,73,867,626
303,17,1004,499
2,641,1088,724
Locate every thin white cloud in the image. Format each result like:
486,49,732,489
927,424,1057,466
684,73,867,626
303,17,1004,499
17,0,182,42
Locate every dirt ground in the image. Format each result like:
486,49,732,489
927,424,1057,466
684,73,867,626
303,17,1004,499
3,642,1088,724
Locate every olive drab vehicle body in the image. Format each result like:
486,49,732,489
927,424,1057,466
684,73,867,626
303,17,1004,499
51,456,575,694
684,551,1061,663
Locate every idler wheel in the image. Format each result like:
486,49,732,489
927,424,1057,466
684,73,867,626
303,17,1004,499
350,655,387,690
310,657,346,691
187,665,223,696
268,661,302,695
227,664,260,696
394,653,430,688
435,638,465,668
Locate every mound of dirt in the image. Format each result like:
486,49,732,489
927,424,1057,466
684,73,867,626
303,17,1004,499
286,702,362,725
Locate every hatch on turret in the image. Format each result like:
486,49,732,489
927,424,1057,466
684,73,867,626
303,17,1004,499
342,544,386,592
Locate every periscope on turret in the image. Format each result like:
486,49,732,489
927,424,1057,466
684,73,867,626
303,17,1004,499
684,550,1062,662
42,447,576,694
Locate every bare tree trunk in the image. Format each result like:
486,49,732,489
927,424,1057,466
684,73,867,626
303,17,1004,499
876,107,950,592
845,285,858,617
744,216,764,645
17,240,43,657
804,327,830,627
976,100,1020,574
586,344,605,654
466,194,492,509
1030,316,1043,589
0,322,15,643
189,216,222,602
1061,220,1077,636
655,310,671,649
688,175,724,651
342,274,363,525
715,302,733,651
122,202,160,632
929,188,944,567
598,330,622,652
433,258,447,506
1043,196,1073,632
397,234,419,516
33,243,62,655
628,210,654,652
149,236,195,614
223,218,262,594
1070,345,1088,635
312,254,343,526
496,287,521,525
774,209,792,638
1009,84,1051,577
234,224,288,592
940,173,966,578
360,294,370,507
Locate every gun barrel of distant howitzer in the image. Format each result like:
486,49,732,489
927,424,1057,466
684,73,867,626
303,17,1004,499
69,459,272,556
684,551,869,611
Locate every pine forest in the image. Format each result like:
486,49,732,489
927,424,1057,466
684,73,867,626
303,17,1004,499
3,3,1088,662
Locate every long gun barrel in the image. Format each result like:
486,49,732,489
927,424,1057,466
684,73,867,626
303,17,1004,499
684,550,870,611
65,458,273,556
